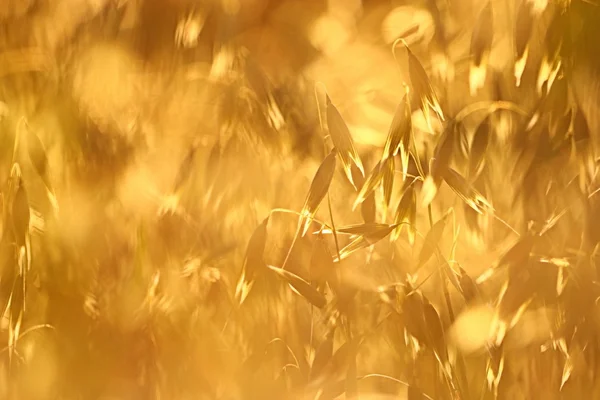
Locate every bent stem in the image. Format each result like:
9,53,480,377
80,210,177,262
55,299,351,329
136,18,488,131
455,100,528,122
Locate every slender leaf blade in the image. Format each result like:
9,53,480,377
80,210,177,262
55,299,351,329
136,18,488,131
383,93,412,180
326,96,364,188
235,217,269,305
417,211,450,268
300,150,338,236
267,265,326,308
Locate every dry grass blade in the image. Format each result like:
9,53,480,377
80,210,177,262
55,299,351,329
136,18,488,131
353,161,384,211
432,121,456,178
545,10,565,63
405,43,444,131
392,185,416,243
459,267,479,303
545,74,569,116
442,259,463,297
330,341,351,374
22,121,58,214
421,121,456,208
456,123,470,167
337,223,396,236
7,284,24,368
515,1,534,86
301,150,337,236
326,95,364,189
417,210,450,268
17,246,27,308
572,108,590,146
9,166,30,247
204,138,222,188
538,10,565,94
441,166,492,214
423,303,448,367
335,223,397,261
469,1,494,95
383,93,412,180
361,194,377,224
469,115,491,180
491,281,533,346
266,265,326,308
382,157,395,214
486,344,505,394
421,174,439,210
12,188,30,248
551,109,572,144
235,217,269,305
173,145,198,195
561,353,573,390
402,290,428,345
23,121,48,184
476,234,535,284
499,234,535,276
310,333,334,381
352,163,377,223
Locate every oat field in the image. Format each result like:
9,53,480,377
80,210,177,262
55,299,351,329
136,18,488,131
1,0,600,399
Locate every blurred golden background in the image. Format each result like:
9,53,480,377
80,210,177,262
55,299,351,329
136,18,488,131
1,0,600,399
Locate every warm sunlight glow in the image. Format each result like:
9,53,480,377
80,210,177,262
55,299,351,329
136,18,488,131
0,1,600,399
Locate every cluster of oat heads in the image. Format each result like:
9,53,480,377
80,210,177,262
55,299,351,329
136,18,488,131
231,1,600,399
